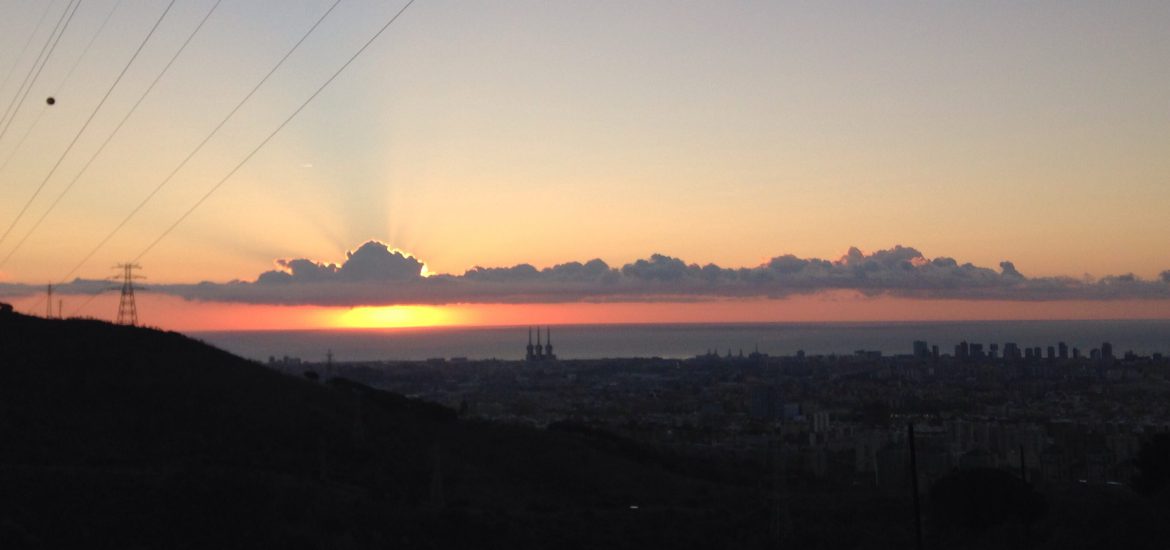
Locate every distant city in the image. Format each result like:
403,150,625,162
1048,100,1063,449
267,329,1170,498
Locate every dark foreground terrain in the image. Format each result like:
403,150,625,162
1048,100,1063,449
3,309,1170,549
0,310,790,549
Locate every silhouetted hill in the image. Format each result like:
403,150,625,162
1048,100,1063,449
0,310,778,549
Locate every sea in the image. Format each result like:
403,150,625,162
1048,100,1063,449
193,320,1170,363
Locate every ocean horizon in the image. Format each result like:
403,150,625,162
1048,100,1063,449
193,319,1170,363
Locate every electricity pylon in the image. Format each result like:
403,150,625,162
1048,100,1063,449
114,263,143,325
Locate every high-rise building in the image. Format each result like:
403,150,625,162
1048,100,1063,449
1058,342,1068,360
913,340,930,359
955,341,970,360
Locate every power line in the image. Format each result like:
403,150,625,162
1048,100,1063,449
57,0,345,282
0,0,55,99
61,0,421,315
64,288,102,318
0,0,67,137
0,0,177,255
0,0,224,268
0,104,48,175
65,0,418,318
134,0,417,263
55,0,126,92
0,0,126,179
0,0,81,149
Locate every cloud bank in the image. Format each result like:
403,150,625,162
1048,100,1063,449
4,241,1170,306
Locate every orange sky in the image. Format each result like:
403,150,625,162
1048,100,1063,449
1,3,1168,329
1,3,1169,288
7,291,1170,332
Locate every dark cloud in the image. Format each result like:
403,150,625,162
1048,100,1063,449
3,242,1170,306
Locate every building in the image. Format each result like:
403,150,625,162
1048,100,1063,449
525,326,557,362
913,340,930,359
955,341,970,360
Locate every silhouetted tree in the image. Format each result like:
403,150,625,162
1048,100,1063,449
303,370,319,382
930,468,1045,539
1132,433,1170,497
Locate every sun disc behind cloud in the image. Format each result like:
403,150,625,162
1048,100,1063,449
334,305,455,329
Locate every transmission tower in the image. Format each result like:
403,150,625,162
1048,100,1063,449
114,263,143,325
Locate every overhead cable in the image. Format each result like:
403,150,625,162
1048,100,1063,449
0,0,126,178
0,0,178,255
134,0,417,263
60,0,346,281
67,0,418,317
0,1,55,101
0,0,81,148
0,0,224,268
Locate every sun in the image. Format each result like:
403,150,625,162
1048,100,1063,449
333,305,456,329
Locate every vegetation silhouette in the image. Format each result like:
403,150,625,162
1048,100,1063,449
927,468,1045,548
0,309,781,549
1133,433,1170,499
5,306,1170,548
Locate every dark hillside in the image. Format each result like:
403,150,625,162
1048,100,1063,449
0,310,774,549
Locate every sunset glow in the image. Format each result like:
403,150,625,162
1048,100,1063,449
6,291,1170,333
0,2,1167,330
333,305,458,329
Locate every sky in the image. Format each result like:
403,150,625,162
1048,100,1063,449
0,1,1168,330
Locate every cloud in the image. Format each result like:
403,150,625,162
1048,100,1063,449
257,241,425,284
3,241,1170,306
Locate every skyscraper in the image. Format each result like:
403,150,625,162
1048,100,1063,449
913,341,930,359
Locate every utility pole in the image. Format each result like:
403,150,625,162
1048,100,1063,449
114,263,143,325
1021,443,1031,548
909,423,924,550
46,283,52,318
